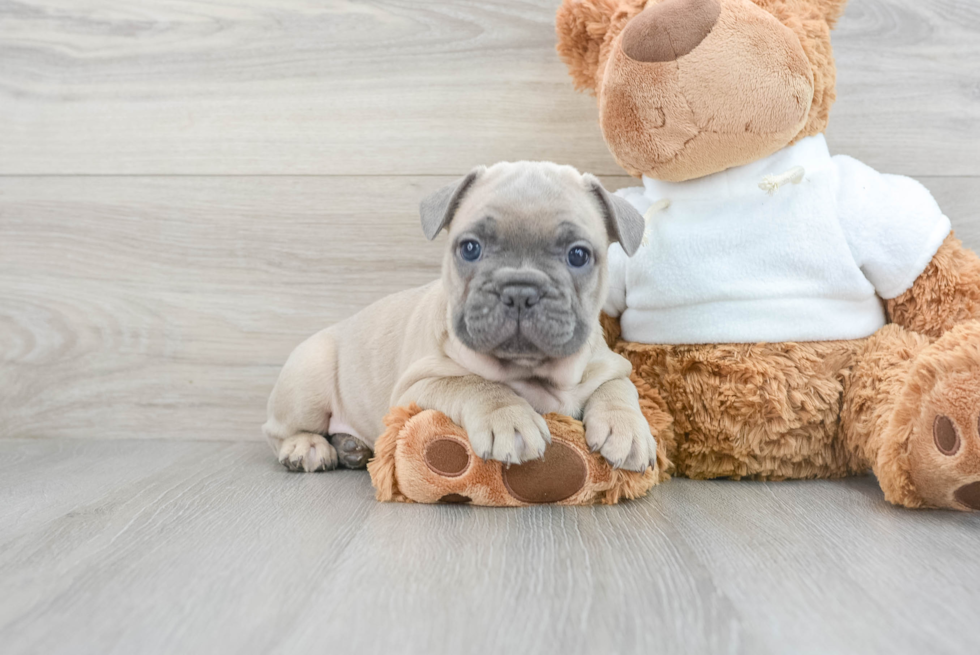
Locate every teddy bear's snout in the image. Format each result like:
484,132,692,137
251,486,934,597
621,0,721,63
598,0,816,182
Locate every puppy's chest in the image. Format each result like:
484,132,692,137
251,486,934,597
504,377,590,418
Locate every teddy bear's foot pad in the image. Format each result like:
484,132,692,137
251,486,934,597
329,433,372,470
501,441,588,503
954,481,980,510
929,415,980,509
897,323,980,510
369,405,663,506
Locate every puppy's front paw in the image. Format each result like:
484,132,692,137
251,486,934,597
585,403,656,472
464,403,551,465
278,433,338,472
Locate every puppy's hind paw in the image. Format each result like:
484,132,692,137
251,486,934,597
278,433,338,472
329,433,373,470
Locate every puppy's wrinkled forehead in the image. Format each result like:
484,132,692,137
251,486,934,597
448,162,606,244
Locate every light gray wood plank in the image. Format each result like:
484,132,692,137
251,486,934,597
0,0,977,176
826,0,980,175
0,175,449,441
2,174,977,442
923,176,980,248
0,439,229,542
0,439,977,655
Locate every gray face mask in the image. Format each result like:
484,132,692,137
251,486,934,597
419,162,644,365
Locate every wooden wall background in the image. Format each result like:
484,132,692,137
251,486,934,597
1,0,978,441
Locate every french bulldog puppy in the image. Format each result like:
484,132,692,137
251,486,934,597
263,161,655,473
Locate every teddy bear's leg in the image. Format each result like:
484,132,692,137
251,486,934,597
842,321,980,510
614,331,859,481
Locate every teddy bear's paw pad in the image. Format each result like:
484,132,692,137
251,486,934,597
438,493,472,504
933,415,962,456
954,481,980,511
931,414,980,511
501,440,588,503
423,438,471,477
329,433,372,470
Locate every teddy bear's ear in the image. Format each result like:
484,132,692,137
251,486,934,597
556,0,644,93
755,0,847,27
814,0,848,27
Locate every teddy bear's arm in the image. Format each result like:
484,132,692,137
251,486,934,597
886,233,980,338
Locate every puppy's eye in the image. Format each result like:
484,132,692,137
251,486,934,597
459,239,482,262
567,246,591,268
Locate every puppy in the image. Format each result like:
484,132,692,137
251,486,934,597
263,161,655,473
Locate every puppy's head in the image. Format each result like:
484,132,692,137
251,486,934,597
420,161,644,367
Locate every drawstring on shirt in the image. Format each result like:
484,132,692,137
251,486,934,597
759,166,805,195
641,198,671,246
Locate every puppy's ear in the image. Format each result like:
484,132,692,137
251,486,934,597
584,174,644,256
420,166,486,240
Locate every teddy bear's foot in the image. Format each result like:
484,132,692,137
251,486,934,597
368,405,661,505
897,323,980,510
931,416,980,509
329,433,372,470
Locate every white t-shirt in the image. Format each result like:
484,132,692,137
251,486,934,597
605,134,951,344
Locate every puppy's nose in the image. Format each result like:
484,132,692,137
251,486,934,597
501,285,541,310
621,0,721,63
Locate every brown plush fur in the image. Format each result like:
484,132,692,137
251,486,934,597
557,0,845,181
887,234,980,339
614,337,866,480
556,0,647,93
602,315,980,510
369,404,663,506
756,0,841,142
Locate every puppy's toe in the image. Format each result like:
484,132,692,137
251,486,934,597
620,435,654,472
467,404,550,464
279,433,338,472
490,427,520,465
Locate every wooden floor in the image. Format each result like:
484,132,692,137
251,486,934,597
2,1,979,653
1,438,978,655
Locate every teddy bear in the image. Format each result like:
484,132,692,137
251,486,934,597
552,0,980,510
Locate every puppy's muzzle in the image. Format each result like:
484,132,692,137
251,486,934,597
458,267,579,358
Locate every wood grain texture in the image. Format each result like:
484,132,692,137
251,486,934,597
0,438,977,655
0,0,978,176
1,175,978,441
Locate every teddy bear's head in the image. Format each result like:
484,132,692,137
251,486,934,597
557,0,846,182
